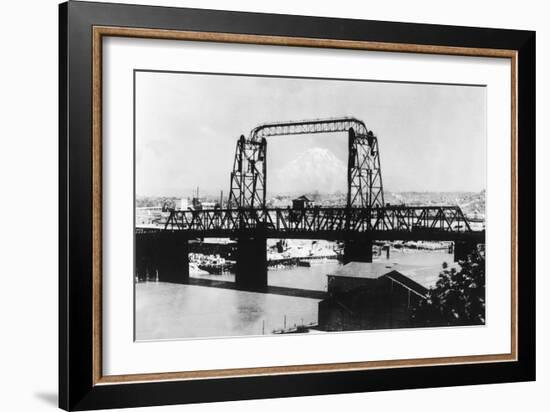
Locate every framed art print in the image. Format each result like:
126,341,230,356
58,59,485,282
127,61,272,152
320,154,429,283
59,1,535,410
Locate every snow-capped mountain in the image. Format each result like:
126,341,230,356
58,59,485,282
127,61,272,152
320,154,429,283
270,147,347,194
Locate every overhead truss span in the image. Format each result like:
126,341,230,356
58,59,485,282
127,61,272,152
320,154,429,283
228,117,384,209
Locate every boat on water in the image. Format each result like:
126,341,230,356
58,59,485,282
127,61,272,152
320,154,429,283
189,253,235,275
198,261,235,274
189,262,209,275
298,257,338,267
272,323,317,334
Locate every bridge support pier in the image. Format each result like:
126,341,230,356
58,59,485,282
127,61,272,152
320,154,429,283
454,241,478,262
343,239,373,264
136,234,156,282
136,234,189,284
158,235,190,283
235,236,267,289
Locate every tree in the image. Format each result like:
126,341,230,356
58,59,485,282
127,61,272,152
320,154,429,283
411,251,485,327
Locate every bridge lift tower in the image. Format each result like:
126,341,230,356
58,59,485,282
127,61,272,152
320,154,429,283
228,117,385,210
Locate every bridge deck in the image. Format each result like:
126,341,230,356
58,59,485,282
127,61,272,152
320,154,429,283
138,206,485,242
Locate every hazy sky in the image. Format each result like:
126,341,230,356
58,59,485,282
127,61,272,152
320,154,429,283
135,71,486,197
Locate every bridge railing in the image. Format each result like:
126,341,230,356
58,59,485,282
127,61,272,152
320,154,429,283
163,206,475,234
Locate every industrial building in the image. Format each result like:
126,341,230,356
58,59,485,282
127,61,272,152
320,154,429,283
318,262,442,331
292,195,314,209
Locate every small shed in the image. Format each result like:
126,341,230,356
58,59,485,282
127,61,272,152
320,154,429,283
318,262,433,331
292,195,313,209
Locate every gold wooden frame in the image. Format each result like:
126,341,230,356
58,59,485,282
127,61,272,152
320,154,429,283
91,26,518,386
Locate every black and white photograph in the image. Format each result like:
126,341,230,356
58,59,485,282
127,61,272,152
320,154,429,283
134,71,486,340
1,0,542,409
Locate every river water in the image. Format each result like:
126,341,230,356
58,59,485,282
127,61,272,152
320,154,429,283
135,249,453,340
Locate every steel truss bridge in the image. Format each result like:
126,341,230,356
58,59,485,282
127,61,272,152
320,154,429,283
153,116,483,242
160,206,483,242
138,116,483,287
